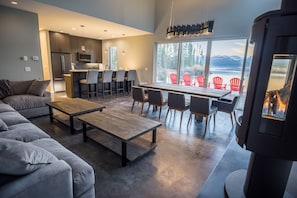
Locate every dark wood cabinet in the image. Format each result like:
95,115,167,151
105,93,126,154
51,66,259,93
70,36,102,63
49,31,71,53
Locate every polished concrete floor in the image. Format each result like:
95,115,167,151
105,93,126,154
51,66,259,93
31,92,244,198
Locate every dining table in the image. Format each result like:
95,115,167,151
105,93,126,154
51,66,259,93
139,83,231,99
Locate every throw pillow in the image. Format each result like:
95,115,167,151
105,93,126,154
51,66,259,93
0,118,8,132
0,138,58,175
0,80,13,99
27,80,50,96
9,80,34,95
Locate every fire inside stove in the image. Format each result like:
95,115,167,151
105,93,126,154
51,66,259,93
262,54,296,120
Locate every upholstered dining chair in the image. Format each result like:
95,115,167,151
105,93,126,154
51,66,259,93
131,86,148,114
113,70,126,95
187,96,218,136
79,69,99,98
147,89,168,119
98,70,113,98
165,92,190,126
212,95,239,128
212,76,226,90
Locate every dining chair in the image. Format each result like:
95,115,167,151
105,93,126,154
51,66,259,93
98,70,113,98
182,73,192,86
170,73,178,84
147,89,168,119
131,86,148,114
212,96,239,128
125,70,136,94
165,92,190,126
79,69,99,99
113,70,126,95
187,96,218,136
230,77,241,92
212,76,226,89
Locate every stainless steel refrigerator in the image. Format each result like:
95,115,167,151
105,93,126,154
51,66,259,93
51,52,71,92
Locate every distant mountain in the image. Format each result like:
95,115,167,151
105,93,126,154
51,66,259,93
210,55,243,67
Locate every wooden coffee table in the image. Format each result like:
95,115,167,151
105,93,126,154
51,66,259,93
47,98,105,134
77,110,162,166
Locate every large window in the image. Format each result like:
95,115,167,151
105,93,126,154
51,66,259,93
155,43,179,83
180,42,207,86
109,47,117,70
155,39,250,92
208,39,247,89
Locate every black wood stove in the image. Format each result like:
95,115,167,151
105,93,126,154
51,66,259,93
225,0,297,197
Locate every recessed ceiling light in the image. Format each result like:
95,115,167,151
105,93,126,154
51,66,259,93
104,30,108,32
80,25,85,28
11,1,18,5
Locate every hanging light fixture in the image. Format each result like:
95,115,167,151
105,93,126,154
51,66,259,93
166,0,214,39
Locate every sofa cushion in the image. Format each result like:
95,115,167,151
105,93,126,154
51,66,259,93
0,138,58,175
0,103,16,113
2,95,51,111
9,80,34,95
0,80,13,99
0,112,29,126
0,118,8,132
0,123,50,142
27,80,50,96
31,138,95,198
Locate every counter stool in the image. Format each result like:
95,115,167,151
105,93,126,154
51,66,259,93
125,70,136,94
98,70,113,98
113,70,126,95
79,70,99,99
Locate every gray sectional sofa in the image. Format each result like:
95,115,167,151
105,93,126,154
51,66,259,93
0,81,95,198
0,79,51,118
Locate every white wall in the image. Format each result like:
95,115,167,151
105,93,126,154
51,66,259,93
0,6,43,81
102,35,154,84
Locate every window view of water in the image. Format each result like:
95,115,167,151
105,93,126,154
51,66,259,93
155,39,252,92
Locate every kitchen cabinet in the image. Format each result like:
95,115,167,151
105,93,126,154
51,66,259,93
49,31,71,53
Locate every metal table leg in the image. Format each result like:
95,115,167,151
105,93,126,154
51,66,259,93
152,128,157,143
83,123,87,142
70,116,74,134
122,142,127,167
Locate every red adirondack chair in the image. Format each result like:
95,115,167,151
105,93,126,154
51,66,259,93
196,75,204,87
212,76,226,89
230,77,241,92
182,74,192,86
170,73,177,84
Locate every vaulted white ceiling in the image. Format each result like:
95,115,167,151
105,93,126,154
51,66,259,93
0,0,152,40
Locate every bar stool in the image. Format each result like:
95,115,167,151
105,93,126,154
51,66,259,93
125,70,136,94
98,70,113,98
79,70,99,99
113,70,126,95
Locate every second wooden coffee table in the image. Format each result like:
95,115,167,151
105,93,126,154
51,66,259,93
47,98,105,134
77,110,162,166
